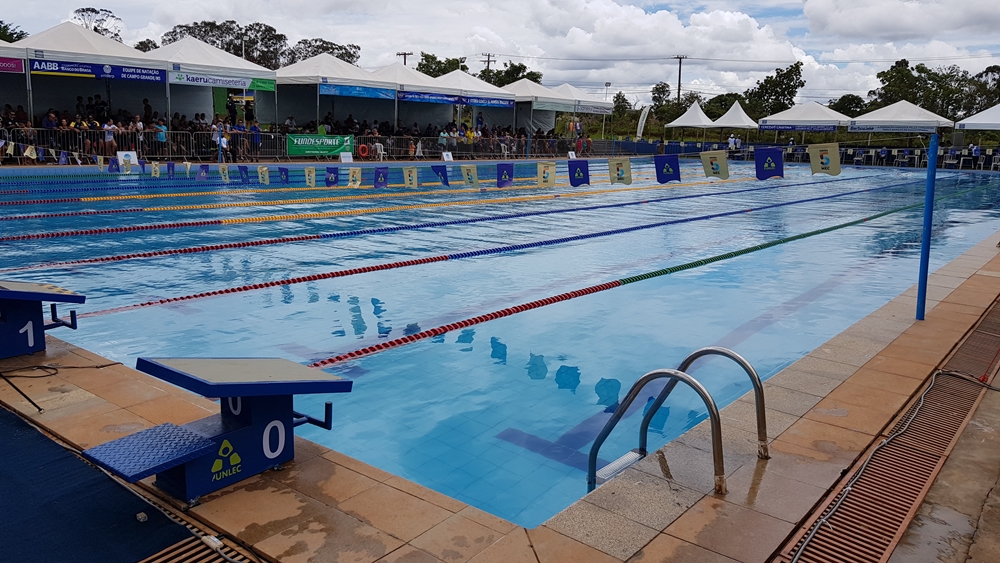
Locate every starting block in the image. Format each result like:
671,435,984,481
83,358,352,503
0,280,85,359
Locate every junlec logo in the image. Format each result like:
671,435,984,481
211,439,242,481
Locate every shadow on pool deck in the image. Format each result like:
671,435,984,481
5,232,1000,563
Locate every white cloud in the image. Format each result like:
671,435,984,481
803,0,1000,42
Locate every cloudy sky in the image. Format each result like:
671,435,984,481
7,0,1000,104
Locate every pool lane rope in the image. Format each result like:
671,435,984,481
78,178,939,319
308,183,989,368
6,174,878,273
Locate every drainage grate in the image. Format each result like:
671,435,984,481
943,331,1000,378
139,536,253,563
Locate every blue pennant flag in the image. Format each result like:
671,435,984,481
325,167,339,186
279,167,290,184
755,147,784,180
58,151,69,165
238,165,250,184
107,157,120,173
431,165,449,186
654,154,681,183
166,161,175,179
568,159,590,187
374,166,389,189
196,164,210,181
496,163,514,188
138,160,146,173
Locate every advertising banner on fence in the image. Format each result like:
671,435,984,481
30,59,164,82
287,134,354,157
169,72,275,91
0,57,24,74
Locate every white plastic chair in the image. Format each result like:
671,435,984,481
373,142,386,161
500,143,509,159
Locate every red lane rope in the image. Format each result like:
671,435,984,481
0,197,83,205
1,208,143,221
308,281,623,367
0,220,225,241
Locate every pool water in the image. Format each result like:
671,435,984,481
3,160,999,527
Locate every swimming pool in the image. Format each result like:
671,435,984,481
3,160,999,527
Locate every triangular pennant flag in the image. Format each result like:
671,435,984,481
107,157,120,173
325,167,339,187
279,167,290,184
257,166,270,185
183,162,192,177
5,140,13,156
403,166,419,189
305,167,316,187
654,154,681,183
568,159,590,187
460,164,479,189
348,167,362,188
49,148,57,159
72,152,81,165
609,158,632,185
138,160,146,174
122,159,132,175
196,164,210,181
58,151,69,165
700,150,729,180
373,167,389,189
755,147,784,180
166,161,175,179
151,161,160,178
238,165,250,184
807,143,841,176
537,161,556,187
24,146,37,160
431,165,449,186
219,164,230,183
496,163,514,188
96,155,104,171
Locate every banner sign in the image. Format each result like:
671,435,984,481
576,102,612,115
755,147,784,180
0,57,24,74
461,96,515,108
168,72,275,91
496,163,514,188
166,161,174,179
107,157,120,173
568,160,590,187
431,165,449,186
238,165,250,184
30,59,164,82
808,143,842,176
373,167,389,189
700,150,730,180
279,167,290,184
287,134,353,156
533,101,576,112
257,166,270,185
609,158,632,185
219,164,230,183
196,164,209,181
347,168,362,188
305,166,316,187
403,166,419,188
319,84,395,99
397,91,460,104
538,161,556,187
847,122,937,133
325,167,339,186
653,155,681,183
758,121,837,132
151,161,160,178
460,165,479,189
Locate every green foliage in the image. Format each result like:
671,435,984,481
612,91,632,117
72,7,122,42
867,59,919,108
477,61,542,87
0,20,28,42
703,93,746,120
415,52,468,77
743,62,805,120
655,91,705,124
650,82,671,110
133,38,158,52
866,59,991,120
287,38,360,65
827,94,867,117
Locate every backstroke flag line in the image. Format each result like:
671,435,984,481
808,143,841,176
403,166,419,189
431,165,449,186
257,166,269,185
609,158,632,185
653,154,681,183
374,167,389,189
325,167,339,186
196,164,209,181
461,164,480,189
496,163,514,188
238,165,250,184
166,161,174,179
568,159,590,187
538,161,556,187
348,167,362,188
219,164,229,183
279,167,290,184
700,150,729,180
755,147,783,180
304,166,316,187
151,161,160,178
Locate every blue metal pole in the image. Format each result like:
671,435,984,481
916,132,939,320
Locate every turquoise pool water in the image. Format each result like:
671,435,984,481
2,160,999,526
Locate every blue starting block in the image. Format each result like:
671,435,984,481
83,358,352,503
0,280,85,359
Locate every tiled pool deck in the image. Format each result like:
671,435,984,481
4,232,1000,563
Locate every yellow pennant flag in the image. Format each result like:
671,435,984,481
609,158,632,185
304,166,316,187
403,166,419,189
348,167,362,188
5,141,13,156
24,146,37,160
460,164,479,189
72,152,80,164
219,164,230,183
700,150,730,180
49,148,57,159
183,161,192,177
807,143,841,176
96,155,105,171
537,161,556,187
257,166,270,185
151,161,160,178
122,159,132,174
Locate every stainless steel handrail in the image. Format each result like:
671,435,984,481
639,346,770,459
586,368,726,494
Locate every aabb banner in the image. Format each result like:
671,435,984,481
30,59,165,82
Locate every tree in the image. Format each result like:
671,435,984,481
285,38,360,65
650,82,671,111
0,20,27,42
134,38,158,52
415,52,468,77
703,92,746,120
162,20,287,69
969,65,1000,115
72,8,122,42
743,61,805,119
477,61,542,87
867,59,919,109
827,94,867,117
613,91,632,118
655,91,705,124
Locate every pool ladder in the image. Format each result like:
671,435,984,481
586,347,769,494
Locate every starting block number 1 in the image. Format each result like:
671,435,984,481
19,321,33,347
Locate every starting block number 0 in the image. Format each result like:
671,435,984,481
262,420,286,459
20,321,34,348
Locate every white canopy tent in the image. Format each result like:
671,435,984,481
551,84,613,115
713,102,758,128
502,79,574,131
0,40,28,113
15,22,168,123
848,100,954,132
758,101,851,131
0,38,25,60
957,103,1000,130
371,63,462,130
666,103,715,128
277,53,396,131
149,37,277,126
434,70,515,129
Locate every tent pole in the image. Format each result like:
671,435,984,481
916,132,940,321
165,80,171,131
316,84,320,132
393,93,398,138
25,65,34,126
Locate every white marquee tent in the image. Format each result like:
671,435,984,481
758,101,851,131
957,104,1000,130
371,63,462,129
0,39,28,111
713,102,758,128
435,70,516,128
848,100,954,132
666,103,715,128
0,38,25,60
551,84,613,115
276,53,395,129
503,79,575,131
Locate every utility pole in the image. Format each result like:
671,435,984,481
671,55,687,104
396,51,414,65
480,53,495,71
602,82,611,140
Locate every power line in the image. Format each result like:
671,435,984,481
480,53,495,71
490,51,1000,64
396,51,413,65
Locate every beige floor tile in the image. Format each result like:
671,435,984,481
764,369,843,397
804,398,894,440
54,407,153,449
824,379,912,414
719,400,799,440
254,505,404,563
339,483,452,542
628,533,738,562
323,449,396,482
89,377,170,408
456,506,518,535
785,355,859,382
545,500,659,560
467,528,536,563
409,514,499,563
384,475,467,513
632,441,752,494
528,525,621,563
807,334,887,368
738,384,821,417
376,545,445,563
750,440,851,491
778,418,874,456
271,455,379,508
664,497,794,563
846,368,926,396
714,461,827,523
872,345,949,372
55,364,132,391
585,468,704,530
